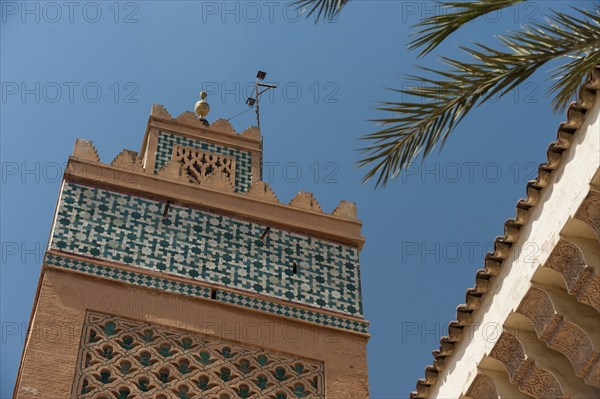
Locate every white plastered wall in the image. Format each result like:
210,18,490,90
431,94,600,398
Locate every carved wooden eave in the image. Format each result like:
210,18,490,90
489,332,568,399
464,374,498,399
410,67,600,399
542,238,600,313
516,285,600,387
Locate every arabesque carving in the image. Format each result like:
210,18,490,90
489,332,565,399
73,312,325,399
172,145,236,190
517,286,600,387
575,192,600,239
464,374,498,399
544,240,600,312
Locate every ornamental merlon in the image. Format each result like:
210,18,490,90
65,104,365,249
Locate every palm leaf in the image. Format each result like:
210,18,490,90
409,0,526,56
292,0,349,21
360,8,600,187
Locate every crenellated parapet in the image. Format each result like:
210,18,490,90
54,104,368,337
15,93,371,399
70,139,361,219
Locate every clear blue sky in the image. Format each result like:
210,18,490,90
0,0,588,397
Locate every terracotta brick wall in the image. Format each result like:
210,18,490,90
15,268,370,398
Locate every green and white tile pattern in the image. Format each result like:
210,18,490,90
45,254,369,334
50,183,363,317
217,290,369,334
45,253,212,298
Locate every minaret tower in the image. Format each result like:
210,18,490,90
14,94,370,398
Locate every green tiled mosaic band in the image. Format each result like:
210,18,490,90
154,131,252,193
45,254,369,334
45,253,212,298
217,290,369,334
51,183,363,316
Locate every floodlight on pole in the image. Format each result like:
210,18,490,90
250,71,277,129
226,71,277,129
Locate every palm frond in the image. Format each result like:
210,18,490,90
292,0,350,22
360,8,600,187
409,0,525,56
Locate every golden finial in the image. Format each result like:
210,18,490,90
194,91,210,119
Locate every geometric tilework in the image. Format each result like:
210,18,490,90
73,311,325,398
217,290,369,335
155,132,252,193
45,253,212,299
45,254,369,334
50,183,363,317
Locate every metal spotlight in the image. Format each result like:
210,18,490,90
246,97,256,107
256,71,267,81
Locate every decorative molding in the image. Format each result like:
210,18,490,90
209,118,236,134
464,374,498,399
203,170,235,193
154,132,252,193
157,160,184,181
65,158,365,249
175,111,204,127
240,126,260,141
73,139,100,162
44,253,369,335
245,182,279,203
332,201,358,221
216,290,370,335
517,286,600,387
111,149,143,172
73,311,325,398
544,239,600,312
289,192,323,213
575,191,600,239
172,144,236,191
51,183,364,317
151,104,172,119
147,107,261,148
409,66,600,399
45,253,212,300
490,332,565,399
